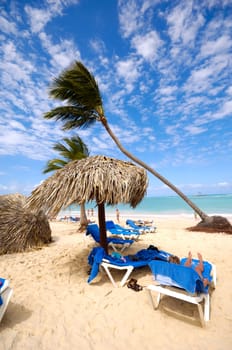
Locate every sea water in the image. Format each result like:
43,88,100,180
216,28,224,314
59,194,232,217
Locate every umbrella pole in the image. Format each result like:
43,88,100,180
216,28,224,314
98,202,108,254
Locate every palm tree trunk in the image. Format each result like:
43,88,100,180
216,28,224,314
79,203,89,229
98,202,108,254
101,118,208,221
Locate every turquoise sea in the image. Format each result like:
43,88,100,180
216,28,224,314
61,194,232,217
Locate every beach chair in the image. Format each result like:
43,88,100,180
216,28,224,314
106,220,140,240
69,216,80,222
0,278,13,323
87,246,171,287
146,258,216,327
86,224,135,252
126,219,156,233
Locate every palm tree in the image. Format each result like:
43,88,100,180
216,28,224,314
43,135,90,229
44,61,232,233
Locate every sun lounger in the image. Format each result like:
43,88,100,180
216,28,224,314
87,246,172,287
106,220,140,240
0,278,13,323
126,219,156,233
69,216,80,222
86,224,135,252
146,258,216,327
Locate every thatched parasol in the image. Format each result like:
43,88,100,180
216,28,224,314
0,193,52,255
26,155,148,252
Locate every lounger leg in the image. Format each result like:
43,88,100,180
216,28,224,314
197,303,205,327
109,243,118,252
211,264,217,288
119,267,134,287
101,263,134,287
102,265,118,288
197,294,210,327
147,289,161,310
119,244,130,252
156,292,161,308
204,294,210,322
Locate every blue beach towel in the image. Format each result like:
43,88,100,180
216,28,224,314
87,246,172,283
88,247,106,283
106,220,140,236
149,260,212,294
86,224,134,246
0,278,6,306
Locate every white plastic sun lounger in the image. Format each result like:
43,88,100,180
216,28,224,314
0,278,13,323
88,246,171,288
146,259,216,327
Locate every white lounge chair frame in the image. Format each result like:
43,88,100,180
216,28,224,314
108,241,133,253
107,230,140,241
146,263,216,327
0,279,13,323
100,259,134,287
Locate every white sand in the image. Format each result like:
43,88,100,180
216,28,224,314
1,216,232,350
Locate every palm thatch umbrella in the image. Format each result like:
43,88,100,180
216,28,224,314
26,155,148,253
0,193,51,255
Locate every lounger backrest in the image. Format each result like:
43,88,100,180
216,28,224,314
86,224,100,242
126,220,137,228
149,260,208,294
105,220,116,229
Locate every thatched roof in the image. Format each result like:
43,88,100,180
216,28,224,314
0,193,51,255
26,155,148,217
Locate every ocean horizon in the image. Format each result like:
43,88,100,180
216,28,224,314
59,193,232,218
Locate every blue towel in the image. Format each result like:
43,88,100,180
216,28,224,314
0,278,6,306
180,258,212,281
87,247,172,283
134,249,170,261
126,219,154,231
106,220,139,236
88,247,105,283
86,224,134,246
149,260,212,294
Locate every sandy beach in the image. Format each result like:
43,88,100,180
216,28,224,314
1,215,232,350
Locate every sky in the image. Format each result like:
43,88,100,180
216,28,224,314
0,0,232,198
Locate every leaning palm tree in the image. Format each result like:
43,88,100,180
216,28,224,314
44,61,231,233
43,135,90,229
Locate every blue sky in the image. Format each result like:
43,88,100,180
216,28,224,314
0,0,232,197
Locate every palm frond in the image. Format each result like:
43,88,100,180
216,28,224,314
63,136,90,158
43,159,67,174
44,106,97,130
49,61,103,112
51,137,89,161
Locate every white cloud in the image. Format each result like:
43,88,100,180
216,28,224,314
25,6,52,33
118,0,159,38
1,41,34,75
218,182,229,187
184,52,229,95
200,35,232,58
0,15,17,34
227,86,232,95
159,85,177,95
184,125,207,135
8,120,26,131
118,0,142,38
131,30,162,62
39,32,81,70
167,2,204,45
25,0,80,33
211,100,232,120
116,58,141,92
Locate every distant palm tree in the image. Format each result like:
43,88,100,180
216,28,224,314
44,61,232,233
43,135,89,229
